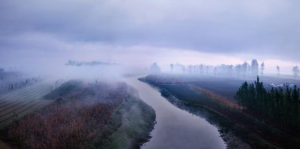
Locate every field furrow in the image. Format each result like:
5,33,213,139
0,84,46,99
0,82,55,129
0,87,50,109
0,100,29,111
0,100,24,109
0,84,50,101
0,100,52,128
0,100,36,117
0,100,42,122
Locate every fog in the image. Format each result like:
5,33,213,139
1,0,300,77
2,1,300,149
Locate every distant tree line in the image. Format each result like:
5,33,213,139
235,76,300,135
170,60,300,78
66,60,116,67
0,77,41,91
170,59,264,77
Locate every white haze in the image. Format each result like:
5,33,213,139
0,0,300,77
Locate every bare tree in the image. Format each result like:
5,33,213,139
188,65,193,74
200,64,203,75
242,62,248,77
206,66,209,75
235,64,242,77
292,66,299,78
277,66,280,77
251,59,259,77
194,65,197,74
150,62,161,74
182,66,186,74
260,62,265,76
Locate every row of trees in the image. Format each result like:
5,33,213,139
170,59,268,77
153,61,298,78
66,60,115,67
170,61,300,78
0,77,41,91
235,76,300,135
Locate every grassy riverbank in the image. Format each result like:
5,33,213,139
140,76,286,149
0,81,156,149
89,86,156,149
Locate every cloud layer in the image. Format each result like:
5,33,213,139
1,0,300,68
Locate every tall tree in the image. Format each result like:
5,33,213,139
188,65,193,74
242,62,248,77
170,63,174,72
200,64,204,75
228,65,233,77
194,65,197,74
235,77,300,134
182,66,186,74
293,66,300,78
251,59,259,77
235,64,242,77
277,66,280,77
260,62,265,76
206,66,209,74
150,62,161,74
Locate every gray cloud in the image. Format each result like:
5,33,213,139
1,0,300,63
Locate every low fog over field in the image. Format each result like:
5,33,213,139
1,1,300,149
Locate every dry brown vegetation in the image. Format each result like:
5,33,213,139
192,85,242,110
2,81,127,149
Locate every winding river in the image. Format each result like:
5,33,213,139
124,77,226,149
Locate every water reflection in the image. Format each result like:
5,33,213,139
124,77,226,149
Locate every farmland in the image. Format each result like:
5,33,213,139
0,72,42,94
142,74,300,149
145,74,300,101
0,83,53,129
0,79,155,149
190,76,300,101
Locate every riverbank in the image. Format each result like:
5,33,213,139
88,86,156,149
140,76,285,149
160,88,252,149
126,76,227,149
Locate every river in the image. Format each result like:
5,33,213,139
124,76,226,149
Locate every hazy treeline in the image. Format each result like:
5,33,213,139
66,60,116,67
170,60,300,78
150,62,161,74
0,77,41,91
170,59,264,77
235,77,300,135
0,67,19,73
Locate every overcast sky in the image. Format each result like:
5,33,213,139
0,0,300,74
